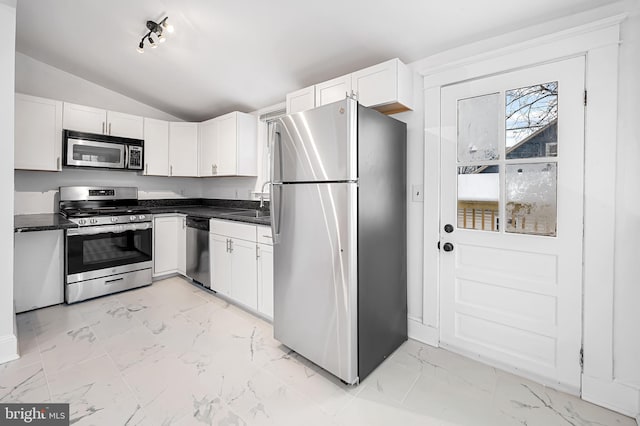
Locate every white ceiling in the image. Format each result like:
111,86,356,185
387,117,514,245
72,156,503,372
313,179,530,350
15,0,617,121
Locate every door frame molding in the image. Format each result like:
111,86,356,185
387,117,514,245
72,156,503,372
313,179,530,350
417,13,640,417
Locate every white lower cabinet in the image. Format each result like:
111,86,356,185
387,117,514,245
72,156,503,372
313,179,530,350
210,219,273,313
177,215,186,275
153,214,186,277
229,238,258,309
210,220,258,310
14,230,64,313
211,234,232,295
257,226,274,319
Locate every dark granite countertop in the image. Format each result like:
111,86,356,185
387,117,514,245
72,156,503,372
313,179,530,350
148,205,271,226
13,199,271,232
14,213,79,233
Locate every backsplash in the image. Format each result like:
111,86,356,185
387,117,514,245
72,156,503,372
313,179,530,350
14,170,263,214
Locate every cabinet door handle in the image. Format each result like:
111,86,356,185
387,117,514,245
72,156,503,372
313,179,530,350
108,122,112,135
102,122,105,134
211,164,214,175
225,238,230,252
229,239,234,253
256,245,260,259
170,165,173,176
145,163,148,175
56,156,61,170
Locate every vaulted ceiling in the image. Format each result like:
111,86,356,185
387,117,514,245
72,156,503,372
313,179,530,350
15,0,618,120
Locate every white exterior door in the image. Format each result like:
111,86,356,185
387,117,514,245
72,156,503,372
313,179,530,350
439,57,585,391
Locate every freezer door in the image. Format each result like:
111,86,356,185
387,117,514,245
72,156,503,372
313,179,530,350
273,182,358,383
272,98,357,183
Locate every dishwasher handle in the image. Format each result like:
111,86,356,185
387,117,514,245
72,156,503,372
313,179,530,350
186,216,210,231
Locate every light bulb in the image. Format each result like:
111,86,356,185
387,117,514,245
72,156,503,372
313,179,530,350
165,24,174,33
137,41,144,53
148,34,157,48
158,33,166,43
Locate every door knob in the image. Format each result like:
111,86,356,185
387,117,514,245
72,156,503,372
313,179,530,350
443,242,454,252
444,224,454,233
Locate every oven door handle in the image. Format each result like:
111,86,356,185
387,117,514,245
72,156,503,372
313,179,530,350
66,223,152,236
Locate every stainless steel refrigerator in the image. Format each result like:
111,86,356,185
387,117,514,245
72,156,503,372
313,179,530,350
270,98,407,384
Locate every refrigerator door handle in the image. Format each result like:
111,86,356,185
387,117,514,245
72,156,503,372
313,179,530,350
271,183,282,244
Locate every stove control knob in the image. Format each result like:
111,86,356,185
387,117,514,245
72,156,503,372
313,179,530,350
79,219,86,225
111,217,118,223
90,219,98,224
130,215,137,221
138,215,146,220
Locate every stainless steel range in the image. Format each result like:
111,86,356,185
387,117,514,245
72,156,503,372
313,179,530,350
60,186,153,303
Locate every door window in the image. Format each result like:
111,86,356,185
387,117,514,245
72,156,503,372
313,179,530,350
455,81,559,236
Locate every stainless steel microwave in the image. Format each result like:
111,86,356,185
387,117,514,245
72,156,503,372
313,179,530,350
63,130,144,170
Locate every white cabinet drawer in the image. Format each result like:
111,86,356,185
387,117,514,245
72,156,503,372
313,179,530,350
256,226,273,245
210,219,256,241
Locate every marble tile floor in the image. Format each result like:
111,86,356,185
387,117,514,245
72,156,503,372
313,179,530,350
0,276,635,426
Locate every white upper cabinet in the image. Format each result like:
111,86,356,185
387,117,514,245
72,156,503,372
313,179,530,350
143,118,169,176
286,85,315,114
15,93,63,171
63,102,144,139
285,58,413,114
216,113,238,176
315,74,352,107
106,111,144,139
199,112,257,177
63,102,105,134
198,117,218,177
351,58,413,114
169,122,199,177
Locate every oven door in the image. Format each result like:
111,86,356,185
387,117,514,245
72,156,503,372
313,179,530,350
66,223,152,283
66,138,126,169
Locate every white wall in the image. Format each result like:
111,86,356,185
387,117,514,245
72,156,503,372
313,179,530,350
394,83,424,322
613,7,640,387
14,170,203,214
15,52,180,121
0,0,18,363
403,0,640,415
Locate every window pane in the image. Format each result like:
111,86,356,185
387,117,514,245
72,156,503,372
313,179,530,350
505,163,557,236
458,166,499,231
505,82,558,159
458,93,500,162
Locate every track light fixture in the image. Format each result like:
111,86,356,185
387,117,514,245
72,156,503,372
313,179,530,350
137,16,173,53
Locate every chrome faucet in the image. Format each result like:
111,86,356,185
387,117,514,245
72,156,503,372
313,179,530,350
259,181,271,209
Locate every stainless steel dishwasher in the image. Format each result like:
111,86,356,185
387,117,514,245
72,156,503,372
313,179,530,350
186,216,211,288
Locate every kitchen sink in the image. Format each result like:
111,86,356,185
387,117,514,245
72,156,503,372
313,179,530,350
225,210,270,218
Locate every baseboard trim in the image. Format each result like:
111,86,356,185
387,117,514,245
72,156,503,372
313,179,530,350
407,317,439,347
582,374,640,418
0,333,18,365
